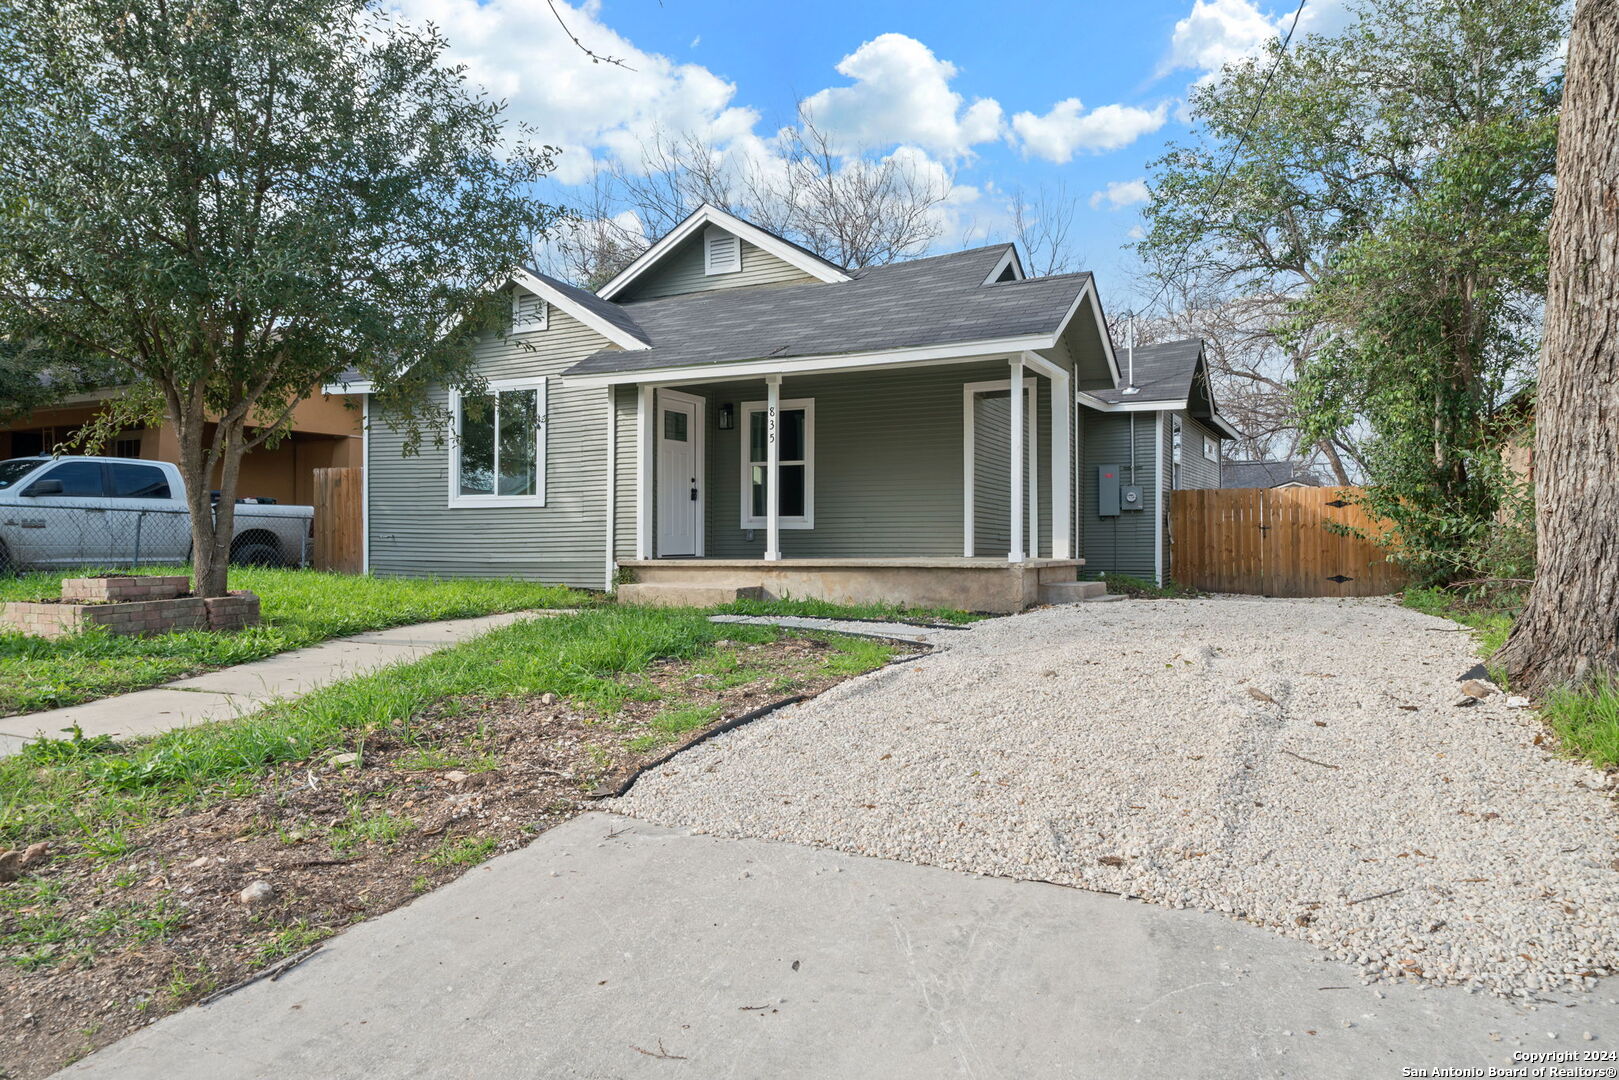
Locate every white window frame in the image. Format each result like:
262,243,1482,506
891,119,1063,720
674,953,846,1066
1203,433,1219,463
703,225,742,276
447,377,547,508
739,397,814,529
511,288,548,334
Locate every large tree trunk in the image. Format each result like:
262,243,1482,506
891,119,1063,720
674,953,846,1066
1497,0,1619,693
171,400,244,599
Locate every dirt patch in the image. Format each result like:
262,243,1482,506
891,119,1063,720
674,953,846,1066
0,633,912,1079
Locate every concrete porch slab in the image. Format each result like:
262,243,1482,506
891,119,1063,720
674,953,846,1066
55,813,1617,1080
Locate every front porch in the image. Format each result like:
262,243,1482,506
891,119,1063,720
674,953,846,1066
617,558,1101,614
589,341,1120,611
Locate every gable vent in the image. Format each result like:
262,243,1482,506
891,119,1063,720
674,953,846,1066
512,289,548,333
703,226,741,276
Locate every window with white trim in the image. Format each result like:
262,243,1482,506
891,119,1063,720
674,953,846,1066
449,379,546,507
704,225,741,276
511,288,548,333
1203,434,1219,462
740,398,813,528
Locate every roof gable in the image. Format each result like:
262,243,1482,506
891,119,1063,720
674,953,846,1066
597,204,850,301
511,268,650,350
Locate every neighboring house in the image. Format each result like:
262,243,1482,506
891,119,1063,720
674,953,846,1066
1220,459,1324,490
0,388,361,505
328,204,1240,610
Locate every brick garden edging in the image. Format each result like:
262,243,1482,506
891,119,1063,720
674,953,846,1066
0,577,261,640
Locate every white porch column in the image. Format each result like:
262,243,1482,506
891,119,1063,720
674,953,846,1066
635,385,654,560
765,374,782,561
1027,383,1039,559
1048,358,1072,560
1008,357,1025,562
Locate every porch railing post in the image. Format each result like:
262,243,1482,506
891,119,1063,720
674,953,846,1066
1008,357,1025,562
765,374,781,561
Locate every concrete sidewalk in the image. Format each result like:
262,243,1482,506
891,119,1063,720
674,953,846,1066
0,610,549,754
57,812,1618,1080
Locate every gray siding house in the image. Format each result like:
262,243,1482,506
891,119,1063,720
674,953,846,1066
329,205,1238,610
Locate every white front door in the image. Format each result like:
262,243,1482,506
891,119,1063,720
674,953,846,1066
656,393,702,556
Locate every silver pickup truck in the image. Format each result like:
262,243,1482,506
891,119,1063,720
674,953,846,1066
0,456,314,574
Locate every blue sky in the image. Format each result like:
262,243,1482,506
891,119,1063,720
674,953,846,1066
393,0,1341,307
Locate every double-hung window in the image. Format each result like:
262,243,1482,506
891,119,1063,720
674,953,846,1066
740,398,813,528
449,379,546,508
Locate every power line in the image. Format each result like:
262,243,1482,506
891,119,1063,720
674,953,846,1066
1137,0,1310,319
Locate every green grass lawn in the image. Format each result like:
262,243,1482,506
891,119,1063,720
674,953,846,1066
0,567,592,716
0,605,897,849
1402,585,1619,770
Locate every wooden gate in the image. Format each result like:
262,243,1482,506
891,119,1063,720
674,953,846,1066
1170,486,1407,597
312,467,364,574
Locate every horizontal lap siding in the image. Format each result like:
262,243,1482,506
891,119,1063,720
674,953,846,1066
1178,413,1221,489
368,308,614,589
1081,409,1162,581
618,237,817,300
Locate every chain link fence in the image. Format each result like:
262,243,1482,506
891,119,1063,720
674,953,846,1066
1,504,311,573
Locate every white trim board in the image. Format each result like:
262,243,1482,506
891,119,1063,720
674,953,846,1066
597,203,851,300
564,338,1060,389
509,268,649,351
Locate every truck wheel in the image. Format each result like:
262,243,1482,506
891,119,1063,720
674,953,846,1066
0,542,15,578
230,537,281,567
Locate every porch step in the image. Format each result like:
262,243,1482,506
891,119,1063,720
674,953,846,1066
1038,580,1108,605
617,583,765,608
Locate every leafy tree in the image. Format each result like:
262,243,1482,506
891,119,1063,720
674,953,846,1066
1498,0,1619,693
1139,0,1564,580
0,0,561,595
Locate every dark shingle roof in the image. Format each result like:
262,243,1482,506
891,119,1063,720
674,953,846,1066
1221,460,1324,488
562,245,1093,377
523,268,651,346
1086,338,1203,404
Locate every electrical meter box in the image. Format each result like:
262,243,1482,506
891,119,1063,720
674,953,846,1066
1097,465,1121,516
1121,485,1144,511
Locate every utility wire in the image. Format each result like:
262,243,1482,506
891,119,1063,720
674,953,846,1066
1137,0,1309,319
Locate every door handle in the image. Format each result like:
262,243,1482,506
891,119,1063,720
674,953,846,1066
690,487,699,501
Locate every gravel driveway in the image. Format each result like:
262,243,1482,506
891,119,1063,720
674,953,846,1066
616,597,1619,997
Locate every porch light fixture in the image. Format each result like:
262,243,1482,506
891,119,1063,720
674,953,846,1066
717,403,735,430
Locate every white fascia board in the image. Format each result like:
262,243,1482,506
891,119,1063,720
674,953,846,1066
981,246,1025,285
322,380,376,395
509,268,650,352
1075,391,1188,413
561,334,1057,389
1047,278,1121,387
1208,412,1245,440
597,203,851,300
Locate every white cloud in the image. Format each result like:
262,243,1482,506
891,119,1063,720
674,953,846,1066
1165,0,1278,75
1163,0,1352,78
388,0,755,182
800,34,1005,157
1089,178,1150,211
1011,99,1169,163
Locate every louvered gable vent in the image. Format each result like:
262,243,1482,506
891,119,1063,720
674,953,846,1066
511,288,548,333
703,226,741,275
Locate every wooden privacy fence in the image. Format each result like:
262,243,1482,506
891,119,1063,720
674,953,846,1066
1170,486,1407,597
312,467,363,574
